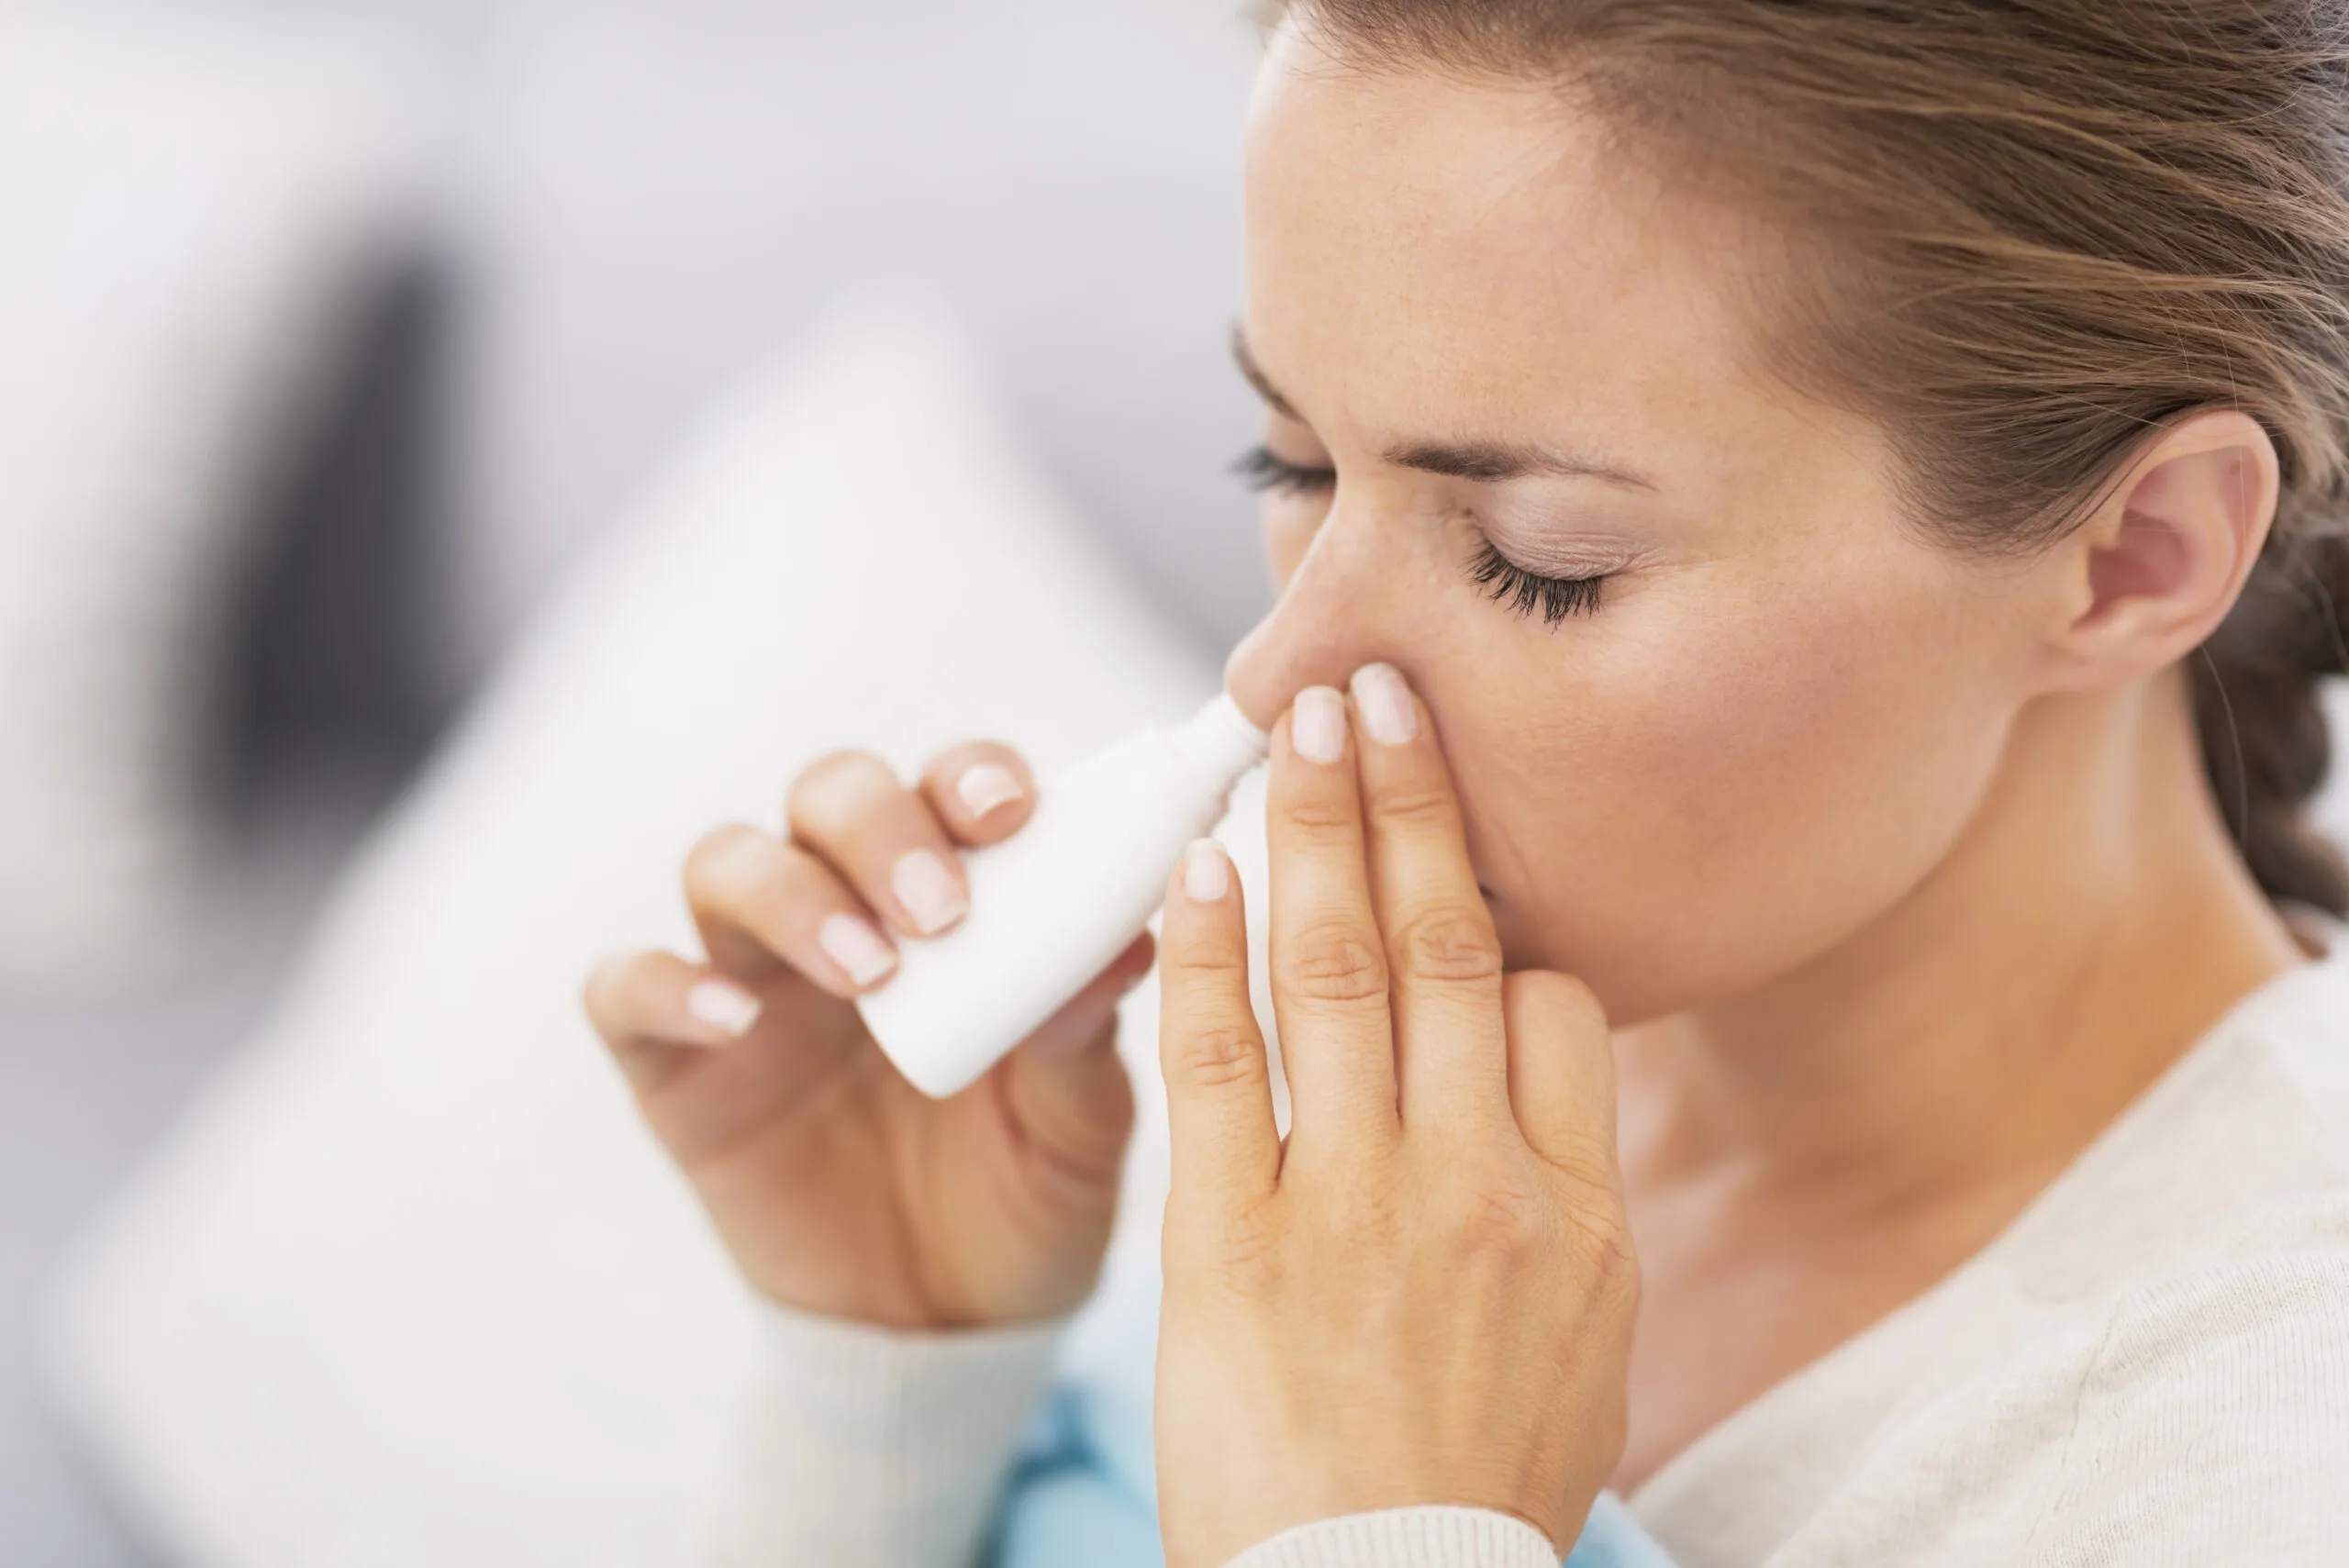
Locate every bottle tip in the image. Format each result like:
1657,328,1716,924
1209,690,1271,745
1171,691,1271,792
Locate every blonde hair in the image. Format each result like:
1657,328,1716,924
1275,0,2349,912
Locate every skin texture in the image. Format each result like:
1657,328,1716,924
585,15,2318,1560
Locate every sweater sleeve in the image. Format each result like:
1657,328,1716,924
698,1299,1070,1568
1224,1507,1563,1568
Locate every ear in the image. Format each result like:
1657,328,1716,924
2039,408,2280,689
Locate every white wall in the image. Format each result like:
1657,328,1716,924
440,0,1270,695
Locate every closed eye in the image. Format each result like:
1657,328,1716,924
1235,444,1609,624
1470,539,1608,624
1234,445,1336,496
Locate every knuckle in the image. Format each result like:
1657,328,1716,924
1543,1126,1626,1201
1509,968,1608,1034
785,748,898,824
1369,778,1456,830
682,822,774,900
1279,920,1389,1005
1167,934,1250,980
1217,1209,1283,1282
1394,905,1503,984
1167,1022,1265,1092
1438,1169,1555,1258
1575,1205,1642,1296
1279,793,1361,836
1542,1190,1642,1317
1171,1196,1283,1287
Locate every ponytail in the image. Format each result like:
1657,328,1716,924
2194,523,2349,917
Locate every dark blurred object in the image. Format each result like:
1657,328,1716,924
0,254,453,1568
220,246,454,806
0,1,431,991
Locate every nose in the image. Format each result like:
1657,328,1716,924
1221,517,1398,732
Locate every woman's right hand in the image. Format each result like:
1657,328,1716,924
582,740,1155,1331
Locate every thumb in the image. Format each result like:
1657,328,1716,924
996,931,1152,1185
1502,969,1621,1198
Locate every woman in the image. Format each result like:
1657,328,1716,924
584,2,2349,1564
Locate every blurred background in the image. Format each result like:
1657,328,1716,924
1,0,1270,1559
25,6,2349,1565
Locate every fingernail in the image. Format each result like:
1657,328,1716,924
957,762,1025,820
1291,686,1348,764
1183,838,1231,902
819,912,899,987
892,849,969,935
685,977,763,1038
1350,662,1419,745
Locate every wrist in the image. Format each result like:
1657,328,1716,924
735,1245,1110,1331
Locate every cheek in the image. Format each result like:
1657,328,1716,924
1457,566,2022,1019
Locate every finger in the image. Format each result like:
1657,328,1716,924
919,742,1039,846
999,930,1155,1192
1158,839,1282,1208
1502,970,1620,1194
583,949,763,1092
786,749,972,939
1348,662,1509,1133
1264,685,1400,1155
683,823,901,996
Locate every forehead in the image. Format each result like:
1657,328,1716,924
1241,35,1789,453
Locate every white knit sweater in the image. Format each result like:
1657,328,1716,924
699,921,2349,1568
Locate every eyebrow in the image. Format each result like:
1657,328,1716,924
1230,327,1660,494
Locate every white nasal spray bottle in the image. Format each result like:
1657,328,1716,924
857,693,1270,1099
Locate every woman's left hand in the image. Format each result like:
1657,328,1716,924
1152,663,1641,1568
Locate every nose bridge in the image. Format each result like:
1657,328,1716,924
1223,507,1395,725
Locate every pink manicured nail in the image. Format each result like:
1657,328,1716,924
1184,839,1231,902
1291,686,1348,764
685,977,763,1039
819,913,899,987
957,762,1025,820
892,849,969,935
1350,662,1419,745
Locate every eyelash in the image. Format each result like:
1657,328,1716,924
1233,444,1609,625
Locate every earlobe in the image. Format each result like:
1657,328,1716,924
2051,410,2279,684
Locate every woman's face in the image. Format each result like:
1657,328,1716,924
1226,32,2064,1023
